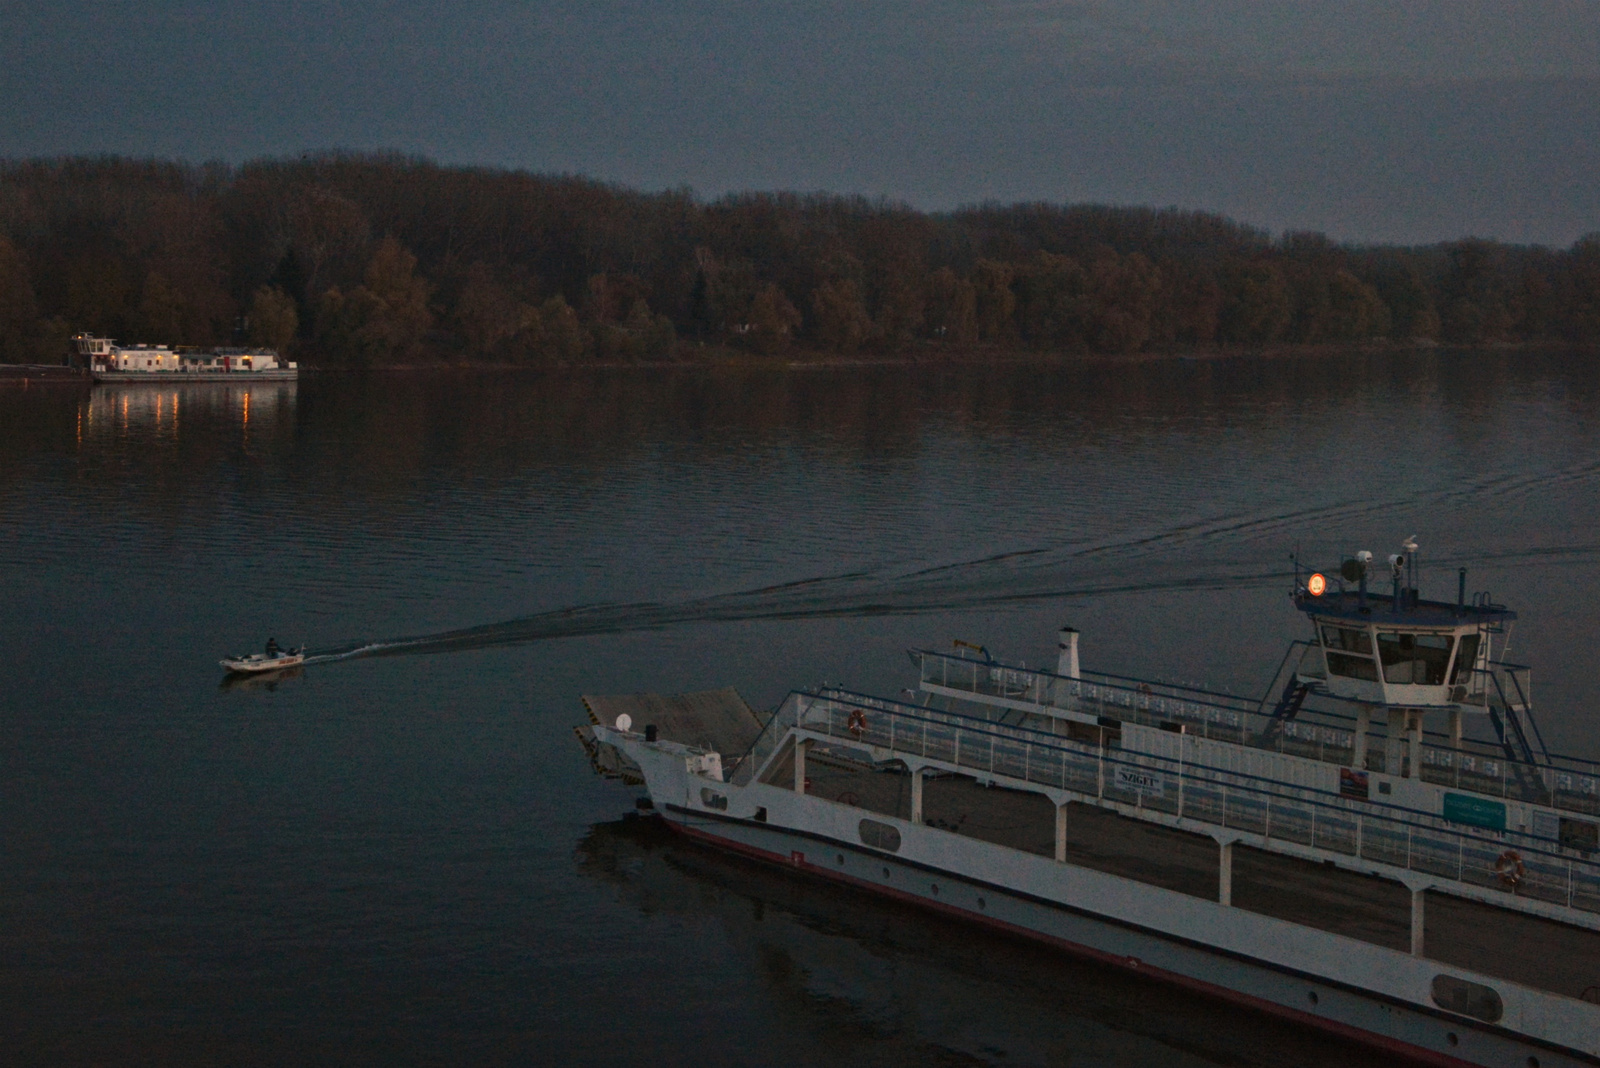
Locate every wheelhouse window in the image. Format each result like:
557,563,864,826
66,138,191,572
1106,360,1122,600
1321,625,1378,681
1377,632,1454,685
1321,626,1372,654
1450,633,1481,685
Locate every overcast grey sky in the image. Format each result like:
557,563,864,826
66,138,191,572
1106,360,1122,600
3,1,1598,244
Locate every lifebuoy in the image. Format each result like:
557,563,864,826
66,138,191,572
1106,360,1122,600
1493,849,1525,889
847,709,868,738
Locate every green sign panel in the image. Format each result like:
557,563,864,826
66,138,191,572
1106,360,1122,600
1442,793,1507,831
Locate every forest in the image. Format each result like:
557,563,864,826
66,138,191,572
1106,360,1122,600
0,154,1597,365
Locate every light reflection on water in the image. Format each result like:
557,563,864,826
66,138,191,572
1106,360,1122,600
1,352,1599,1064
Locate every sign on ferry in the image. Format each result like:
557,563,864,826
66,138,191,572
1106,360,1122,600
1442,792,1508,831
1115,765,1167,798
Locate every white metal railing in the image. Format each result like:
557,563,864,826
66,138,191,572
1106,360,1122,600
918,651,1600,818
771,688,1600,919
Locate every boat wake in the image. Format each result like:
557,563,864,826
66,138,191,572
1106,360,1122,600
292,469,1600,668
295,558,1285,666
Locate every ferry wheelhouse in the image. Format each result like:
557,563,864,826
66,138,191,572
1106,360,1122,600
578,543,1600,1067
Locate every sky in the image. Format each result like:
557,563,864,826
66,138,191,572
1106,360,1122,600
3,1,1599,245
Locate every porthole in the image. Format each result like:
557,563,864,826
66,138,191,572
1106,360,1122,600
836,853,845,866
882,867,890,879
1307,991,1319,1006
931,883,940,897
1446,1033,1458,1047
977,897,986,910
1528,1058,1540,1068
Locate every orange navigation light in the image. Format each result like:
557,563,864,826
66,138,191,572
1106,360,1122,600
1307,572,1327,597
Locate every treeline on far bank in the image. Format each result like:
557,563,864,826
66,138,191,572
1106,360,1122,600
0,154,1598,366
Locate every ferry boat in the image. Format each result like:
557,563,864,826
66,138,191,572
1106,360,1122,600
577,543,1600,1067
74,335,298,382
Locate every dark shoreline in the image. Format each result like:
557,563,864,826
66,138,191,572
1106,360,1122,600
4,338,1592,383
0,364,89,382
283,337,1594,373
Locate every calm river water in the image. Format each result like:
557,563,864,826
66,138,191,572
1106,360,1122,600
4,352,1599,1066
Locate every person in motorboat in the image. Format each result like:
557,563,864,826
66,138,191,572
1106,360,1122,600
265,637,280,657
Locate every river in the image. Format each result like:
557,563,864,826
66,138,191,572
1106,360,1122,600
3,351,1598,1065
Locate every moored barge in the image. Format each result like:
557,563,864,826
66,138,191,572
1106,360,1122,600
578,542,1600,1066
75,335,298,382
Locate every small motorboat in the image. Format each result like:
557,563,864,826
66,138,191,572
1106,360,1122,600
220,644,305,674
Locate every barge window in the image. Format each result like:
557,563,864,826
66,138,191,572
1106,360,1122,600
1449,633,1481,685
1321,626,1372,654
1326,652,1378,681
1378,632,1453,685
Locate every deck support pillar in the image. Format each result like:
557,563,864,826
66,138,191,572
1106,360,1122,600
1448,708,1463,751
1406,711,1423,780
1353,707,1371,770
1212,832,1241,907
1055,802,1069,862
1386,709,1407,777
794,738,810,794
1402,875,1431,957
910,765,924,824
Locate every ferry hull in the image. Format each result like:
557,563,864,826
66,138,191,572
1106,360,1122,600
92,370,298,383
592,723,1599,1068
659,803,1595,1068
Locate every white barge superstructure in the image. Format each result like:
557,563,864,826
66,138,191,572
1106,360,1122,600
74,335,298,382
578,544,1600,1067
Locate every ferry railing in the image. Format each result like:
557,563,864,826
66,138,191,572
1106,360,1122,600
729,695,804,787
793,688,1600,918
916,650,1600,819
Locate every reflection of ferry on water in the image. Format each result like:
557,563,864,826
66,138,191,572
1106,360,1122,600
74,335,298,382
579,543,1600,1068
